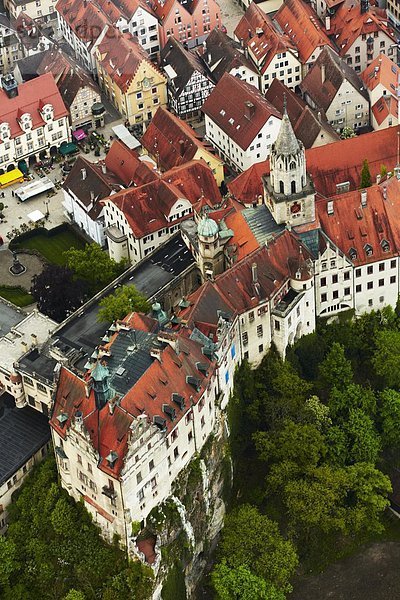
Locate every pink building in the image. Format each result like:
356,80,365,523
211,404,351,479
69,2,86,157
151,0,222,49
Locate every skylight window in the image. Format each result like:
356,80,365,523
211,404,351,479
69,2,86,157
220,109,226,116
228,117,234,125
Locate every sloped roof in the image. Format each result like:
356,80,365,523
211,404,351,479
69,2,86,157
330,1,396,57
317,179,400,266
50,327,216,478
228,125,400,203
265,79,339,148
372,95,398,126
199,28,257,83
97,28,162,93
273,110,301,156
105,140,158,187
202,72,281,150
0,72,68,139
275,0,334,63
160,36,211,95
234,2,297,74
361,52,400,95
300,46,369,112
55,0,110,46
141,106,218,171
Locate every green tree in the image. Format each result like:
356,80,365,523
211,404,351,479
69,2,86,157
0,537,17,588
63,591,86,600
340,126,356,140
372,330,400,388
380,164,387,178
360,158,372,188
328,384,376,420
344,408,381,464
30,264,88,322
98,285,150,322
379,388,400,449
304,395,332,430
212,561,285,600
218,504,298,593
64,243,126,291
318,342,353,394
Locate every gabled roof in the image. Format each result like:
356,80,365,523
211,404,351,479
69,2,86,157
55,0,110,46
330,1,396,57
0,72,68,139
141,106,219,171
152,0,205,20
105,140,158,187
199,28,258,83
97,28,162,92
361,52,400,95
275,0,334,63
50,326,216,478
202,72,281,150
265,79,339,148
234,2,297,74
105,160,221,238
228,125,400,203
160,36,212,95
300,45,369,112
317,179,400,266
372,95,398,126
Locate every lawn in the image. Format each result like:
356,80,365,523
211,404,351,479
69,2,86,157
0,285,34,307
13,229,86,265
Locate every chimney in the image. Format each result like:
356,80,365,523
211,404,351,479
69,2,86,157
108,398,115,415
244,100,255,120
382,186,387,199
321,64,326,84
327,200,334,215
179,139,185,156
317,111,321,122
90,190,95,202
360,189,367,208
102,164,107,174
75,410,83,428
31,333,37,346
376,174,381,184
81,168,87,180
251,262,258,284
325,15,331,31
256,27,263,38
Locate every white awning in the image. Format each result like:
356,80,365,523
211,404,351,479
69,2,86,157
111,124,141,150
27,210,45,223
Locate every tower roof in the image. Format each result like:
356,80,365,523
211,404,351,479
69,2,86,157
91,361,110,382
198,216,219,237
274,110,301,156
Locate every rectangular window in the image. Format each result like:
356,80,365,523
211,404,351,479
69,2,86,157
379,263,385,271
379,279,384,287
391,260,396,268
356,284,361,293
390,275,396,284
257,324,263,337
344,271,350,280
274,320,280,331
332,274,338,284
321,293,327,302
333,290,339,299
344,287,350,295
320,277,326,286
242,331,248,346
367,281,373,290
355,268,361,277
367,265,373,275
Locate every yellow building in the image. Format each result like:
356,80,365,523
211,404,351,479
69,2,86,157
95,28,167,126
141,106,225,186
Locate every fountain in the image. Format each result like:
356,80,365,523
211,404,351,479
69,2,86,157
9,250,26,276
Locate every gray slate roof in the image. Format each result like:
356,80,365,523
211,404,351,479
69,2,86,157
273,111,301,156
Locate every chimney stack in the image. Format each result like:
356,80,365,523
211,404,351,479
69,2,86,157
102,163,107,174
325,15,331,31
179,139,185,156
251,262,258,284
90,190,95,202
360,189,367,208
244,100,255,120
321,64,326,84
81,168,87,180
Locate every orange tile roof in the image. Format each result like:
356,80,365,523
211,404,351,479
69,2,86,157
229,125,400,203
202,73,281,151
317,179,400,266
234,2,297,74
361,52,400,95
141,107,219,172
275,0,334,63
0,72,68,139
55,0,110,45
105,140,158,187
330,2,396,57
371,95,398,126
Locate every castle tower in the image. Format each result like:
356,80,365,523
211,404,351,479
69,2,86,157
197,216,224,281
11,370,27,408
90,361,113,410
264,103,315,227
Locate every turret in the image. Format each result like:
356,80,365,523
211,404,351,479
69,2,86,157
11,370,27,408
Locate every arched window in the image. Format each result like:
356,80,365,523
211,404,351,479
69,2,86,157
290,161,296,170
279,181,284,194
291,180,296,194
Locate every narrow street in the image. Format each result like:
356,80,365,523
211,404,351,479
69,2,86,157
217,0,244,37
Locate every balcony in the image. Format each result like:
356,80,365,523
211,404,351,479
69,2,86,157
102,485,117,500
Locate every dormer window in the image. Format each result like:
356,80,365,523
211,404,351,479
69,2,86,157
349,247,357,260
381,239,390,252
364,243,373,257
0,122,10,141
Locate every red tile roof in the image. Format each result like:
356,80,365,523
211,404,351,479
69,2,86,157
55,0,110,46
234,3,297,74
141,107,219,172
372,95,398,126
97,28,161,93
229,126,400,203
50,327,216,478
317,179,400,266
361,52,400,95
0,72,68,139
330,1,395,57
105,140,158,187
106,160,221,238
202,73,281,151
275,0,334,63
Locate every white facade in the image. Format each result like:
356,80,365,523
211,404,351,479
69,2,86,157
127,6,160,60
228,63,259,90
258,50,302,94
62,188,107,246
57,12,108,73
345,30,396,74
5,0,58,22
0,106,70,172
204,114,282,172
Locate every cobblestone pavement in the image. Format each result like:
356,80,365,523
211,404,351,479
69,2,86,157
218,0,244,36
0,249,44,288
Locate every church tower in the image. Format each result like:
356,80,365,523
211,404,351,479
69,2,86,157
264,102,315,227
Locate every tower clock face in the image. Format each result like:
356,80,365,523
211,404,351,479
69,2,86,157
142,77,150,89
291,201,301,214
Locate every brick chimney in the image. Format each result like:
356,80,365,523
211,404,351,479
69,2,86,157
244,100,255,119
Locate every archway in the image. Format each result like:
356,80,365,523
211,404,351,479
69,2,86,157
291,180,297,194
50,146,58,156
7,163,15,171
